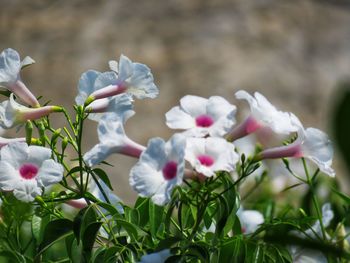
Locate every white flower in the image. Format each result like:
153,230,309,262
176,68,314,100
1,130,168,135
166,95,236,137
0,94,61,129
237,207,264,234
260,116,335,177
139,249,171,263
0,48,39,107
227,90,298,141
83,111,145,167
0,142,64,202
86,55,158,103
185,137,239,177
129,134,186,206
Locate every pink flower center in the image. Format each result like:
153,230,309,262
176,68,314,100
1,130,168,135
19,163,39,180
195,114,214,127
198,155,215,167
162,161,178,180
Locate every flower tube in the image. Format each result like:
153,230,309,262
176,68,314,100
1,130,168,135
259,117,335,177
0,94,61,129
226,90,298,141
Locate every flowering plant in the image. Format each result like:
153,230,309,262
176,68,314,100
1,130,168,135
0,47,349,262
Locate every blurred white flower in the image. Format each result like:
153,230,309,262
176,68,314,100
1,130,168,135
260,117,335,177
237,207,264,234
289,203,333,263
185,137,238,177
139,249,171,263
166,95,236,138
227,90,298,141
0,94,61,129
0,48,39,107
130,134,186,206
87,55,158,103
0,142,63,202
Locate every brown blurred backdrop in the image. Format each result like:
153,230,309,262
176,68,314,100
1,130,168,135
1,0,350,203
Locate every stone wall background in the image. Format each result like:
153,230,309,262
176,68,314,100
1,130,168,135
1,0,350,203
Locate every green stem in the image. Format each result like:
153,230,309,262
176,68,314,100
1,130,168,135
302,158,326,240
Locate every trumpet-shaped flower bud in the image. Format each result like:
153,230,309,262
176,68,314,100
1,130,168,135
0,94,61,129
259,117,335,177
0,48,39,107
83,110,145,167
0,142,63,202
226,90,298,141
130,134,186,206
86,55,158,103
185,137,239,177
166,95,236,138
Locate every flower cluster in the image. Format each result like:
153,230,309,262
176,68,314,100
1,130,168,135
0,47,342,262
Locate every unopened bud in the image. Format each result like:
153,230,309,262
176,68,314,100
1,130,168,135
25,121,33,145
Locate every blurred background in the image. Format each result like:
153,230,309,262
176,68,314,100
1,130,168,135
1,0,350,203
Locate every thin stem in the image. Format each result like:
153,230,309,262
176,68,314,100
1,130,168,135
302,158,326,240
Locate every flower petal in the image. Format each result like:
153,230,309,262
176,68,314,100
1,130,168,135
75,70,100,105
165,106,196,130
0,48,21,85
0,142,28,168
27,145,52,167
37,159,64,187
180,95,207,117
13,179,41,202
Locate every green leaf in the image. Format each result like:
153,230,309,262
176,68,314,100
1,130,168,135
36,219,73,258
149,201,164,236
65,234,82,263
103,247,121,263
73,205,98,245
125,207,140,225
97,202,120,216
82,222,103,260
157,236,183,250
332,187,350,204
186,243,210,262
31,214,42,243
114,219,139,241
135,197,149,227
92,168,113,191
218,236,245,262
